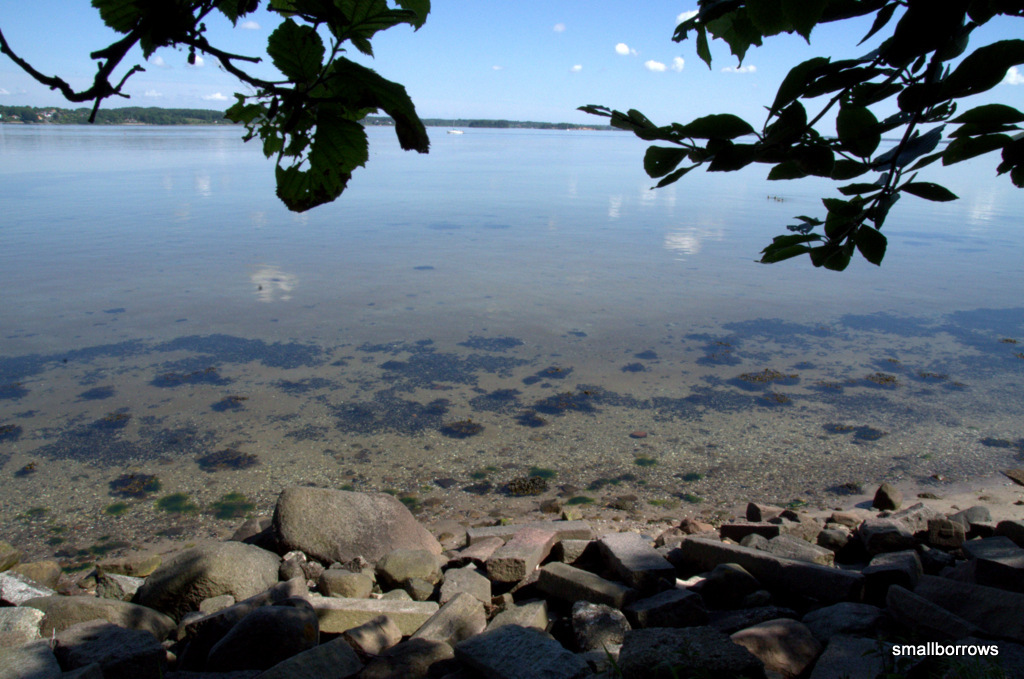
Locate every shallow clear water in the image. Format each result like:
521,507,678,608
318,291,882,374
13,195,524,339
1,124,1022,560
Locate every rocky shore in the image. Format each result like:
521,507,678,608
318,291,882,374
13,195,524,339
2,475,1024,679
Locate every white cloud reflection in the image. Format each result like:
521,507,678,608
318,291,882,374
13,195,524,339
663,226,724,258
252,265,298,302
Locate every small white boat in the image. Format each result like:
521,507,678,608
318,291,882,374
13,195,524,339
447,129,464,135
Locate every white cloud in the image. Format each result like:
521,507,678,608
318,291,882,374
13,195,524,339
722,64,756,74
615,43,631,56
202,92,229,101
143,89,162,98
188,55,205,68
571,64,582,72
671,57,685,72
644,60,667,72
492,65,503,71
1005,66,1024,85
0,88,9,95
149,55,168,68
240,20,260,30
553,23,565,33
677,10,698,24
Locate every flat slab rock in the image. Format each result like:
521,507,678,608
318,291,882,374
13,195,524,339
618,626,766,679
455,624,590,679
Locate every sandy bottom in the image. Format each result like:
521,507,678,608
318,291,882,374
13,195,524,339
1,315,1023,564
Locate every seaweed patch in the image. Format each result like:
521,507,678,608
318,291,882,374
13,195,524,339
197,448,259,472
458,336,524,352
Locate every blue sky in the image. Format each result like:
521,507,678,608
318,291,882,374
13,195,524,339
1,2,1021,126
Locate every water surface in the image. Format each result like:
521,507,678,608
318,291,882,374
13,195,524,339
1,124,1022,561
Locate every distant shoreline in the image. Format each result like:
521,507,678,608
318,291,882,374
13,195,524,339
0,106,615,131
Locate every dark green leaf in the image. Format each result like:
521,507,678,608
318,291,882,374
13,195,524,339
838,182,882,196
793,144,834,177
837,106,880,158
578,105,612,119
869,190,901,229
765,102,806,146
782,0,826,41
706,10,763,64
267,18,325,83
771,56,830,115
747,0,791,36
325,58,429,153
696,25,712,68
897,83,944,113
708,143,759,172
998,138,1024,174
873,126,944,169
810,244,853,271
859,2,898,45
950,123,1020,139
849,81,902,108
944,40,1024,99
1012,166,1024,188
654,165,697,189
823,197,861,217
855,225,887,265
91,0,141,33
831,159,870,180
952,104,1024,126
394,0,430,28
767,161,808,180
760,244,813,263
216,0,258,23
943,134,1010,165
901,182,959,202
644,146,688,178
677,114,755,140
907,151,943,171
804,66,882,99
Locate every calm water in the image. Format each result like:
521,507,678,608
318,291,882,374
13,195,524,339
1,124,1022,559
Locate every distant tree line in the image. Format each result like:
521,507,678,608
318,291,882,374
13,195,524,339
338,116,614,131
0,106,232,125
0,106,611,131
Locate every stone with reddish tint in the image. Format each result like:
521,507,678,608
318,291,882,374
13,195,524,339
466,521,593,544
486,527,557,583
629,431,648,439
720,522,781,542
731,618,821,678
448,536,505,567
746,502,785,522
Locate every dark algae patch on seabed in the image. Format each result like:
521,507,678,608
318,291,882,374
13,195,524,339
1,311,1023,560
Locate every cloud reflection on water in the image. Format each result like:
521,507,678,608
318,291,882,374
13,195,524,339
252,265,298,302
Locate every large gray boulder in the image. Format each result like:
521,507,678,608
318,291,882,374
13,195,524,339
53,620,167,679
22,595,175,640
0,640,62,679
273,487,441,564
134,541,281,621
206,599,319,672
